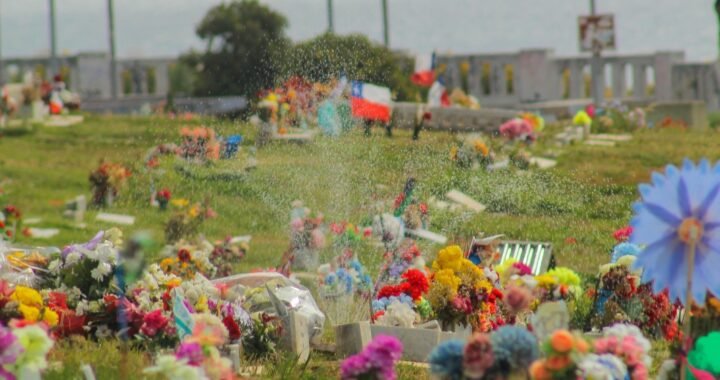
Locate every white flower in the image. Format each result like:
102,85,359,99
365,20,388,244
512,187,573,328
90,262,113,282
48,259,62,275
75,300,89,316
65,251,82,266
95,325,113,340
376,301,416,328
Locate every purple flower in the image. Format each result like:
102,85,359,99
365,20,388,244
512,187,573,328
340,335,403,380
631,159,720,305
0,325,19,365
62,230,104,257
182,299,195,313
175,342,204,366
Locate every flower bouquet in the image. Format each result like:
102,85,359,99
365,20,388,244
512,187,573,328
0,205,22,242
159,241,218,280
210,237,247,278
426,245,502,331
317,258,373,325
340,335,403,380
450,137,495,169
156,188,171,210
89,161,131,207
288,201,325,270
0,321,54,379
164,199,215,244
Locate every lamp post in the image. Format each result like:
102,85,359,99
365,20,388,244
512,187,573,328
48,0,58,75
108,0,118,99
327,0,334,33
589,0,603,106
381,0,389,47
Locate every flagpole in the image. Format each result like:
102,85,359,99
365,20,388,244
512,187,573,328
327,0,334,33
381,0,389,47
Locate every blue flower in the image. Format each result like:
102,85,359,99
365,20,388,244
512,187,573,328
630,159,720,305
428,340,465,380
611,242,642,263
490,326,538,370
325,273,337,286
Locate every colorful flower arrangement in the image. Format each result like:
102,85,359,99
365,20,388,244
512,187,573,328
164,199,216,244
88,161,131,207
156,188,172,210
287,201,325,270
209,237,248,278
0,205,22,241
530,324,651,380
392,178,430,231
159,240,218,280
340,335,403,380
451,137,495,170
429,326,539,380
426,245,502,331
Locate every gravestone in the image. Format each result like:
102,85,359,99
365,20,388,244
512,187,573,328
335,321,372,358
63,195,86,223
497,240,554,275
446,190,486,212
647,101,708,130
96,213,135,226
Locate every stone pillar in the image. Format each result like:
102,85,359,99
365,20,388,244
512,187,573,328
468,57,482,99
632,64,647,99
154,63,170,96
569,61,584,99
517,49,552,102
612,62,626,99
654,51,684,101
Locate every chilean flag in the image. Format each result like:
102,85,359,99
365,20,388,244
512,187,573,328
411,53,436,87
351,81,392,123
427,79,450,107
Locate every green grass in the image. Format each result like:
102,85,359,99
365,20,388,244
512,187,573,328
2,115,711,378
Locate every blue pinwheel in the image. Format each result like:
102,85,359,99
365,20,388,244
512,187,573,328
630,159,720,306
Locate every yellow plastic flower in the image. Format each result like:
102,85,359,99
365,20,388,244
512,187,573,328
473,140,489,157
476,279,493,292
18,304,40,322
165,278,182,289
188,205,200,218
195,295,209,313
573,110,592,126
434,269,461,293
171,198,190,208
43,308,59,327
432,245,464,272
450,146,459,161
12,286,43,308
535,274,558,288
546,267,581,287
160,258,175,271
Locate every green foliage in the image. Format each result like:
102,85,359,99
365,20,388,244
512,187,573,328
286,33,419,101
183,0,290,97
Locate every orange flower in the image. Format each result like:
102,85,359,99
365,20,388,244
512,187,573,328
550,330,574,353
574,336,590,353
529,360,551,380
545,355,571,371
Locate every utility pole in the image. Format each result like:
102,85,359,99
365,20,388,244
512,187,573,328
381,0,389,47
327,0,334,33
48,0,58,75
589,0,603,106
108,0,118,99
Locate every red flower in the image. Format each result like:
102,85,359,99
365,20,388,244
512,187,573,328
377,283,410,299
56,310,87,337
330,222,345,235
156,189,171,201
0,221,4,229
419,203,428,214
564,237,577,245
394,194,405,209
223,315,242,341
104,294,120,314
161,291,172,311
177,249,192,263
48,292,68,310
613,226,633,242
141,310,169,337
5,230,11,238
401,269,429,300
372,310,385,321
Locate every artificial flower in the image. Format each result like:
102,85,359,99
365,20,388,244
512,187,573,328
428,339,465,380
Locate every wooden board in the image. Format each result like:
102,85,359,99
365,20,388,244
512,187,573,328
446,190,486,212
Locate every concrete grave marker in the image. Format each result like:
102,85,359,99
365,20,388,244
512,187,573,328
405,229,448,244
530,301,570,343
446,190,486,212
584,140,616,147
63,195,86,223
96,213,135,225
529,157,557,169
28,228,59,239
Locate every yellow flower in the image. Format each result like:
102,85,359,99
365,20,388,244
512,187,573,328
12,286,43,308
160,258,175,271
195,295,209,313
476,279,493,292
546,267,581,287
450,146,459,161
171,198,190,208
535,274,558,288
435,269,461,293
432,245,464,272
18,304,40,322
473,140,489,157
188,205,200,218
43,309,59,327
165,278,182,289
573,110,592,127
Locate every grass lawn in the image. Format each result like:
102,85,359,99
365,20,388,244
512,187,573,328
1,115,716,378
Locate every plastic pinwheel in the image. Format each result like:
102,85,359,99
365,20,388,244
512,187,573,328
630,159,720,307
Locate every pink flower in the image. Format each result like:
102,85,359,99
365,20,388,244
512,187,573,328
141,309,169,337
504,286,532,314
464,334,494,379
632,364,649,380
290,218,304,232
613,226,633,242
512,262,532,276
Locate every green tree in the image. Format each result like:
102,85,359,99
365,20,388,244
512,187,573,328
286,33,419,101
184,0,290,97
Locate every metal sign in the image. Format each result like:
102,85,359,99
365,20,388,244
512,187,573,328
578,14,616,52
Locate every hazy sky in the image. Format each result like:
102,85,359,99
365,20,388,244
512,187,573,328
1,0,716,61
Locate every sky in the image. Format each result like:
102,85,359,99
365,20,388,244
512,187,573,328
1,0,716,61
